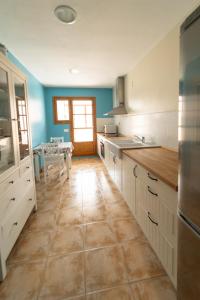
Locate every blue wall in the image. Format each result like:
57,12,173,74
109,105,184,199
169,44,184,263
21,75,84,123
7,53,47,147
44,87,113,142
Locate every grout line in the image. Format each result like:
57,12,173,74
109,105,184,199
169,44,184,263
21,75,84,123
127,273,169,285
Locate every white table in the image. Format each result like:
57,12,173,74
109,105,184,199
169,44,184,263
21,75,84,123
33,142,73,181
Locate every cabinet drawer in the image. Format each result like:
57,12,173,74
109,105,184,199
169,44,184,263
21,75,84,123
1,187,35,259
0,186,21,220
19,157,32,176
22,169,34,189
0,169,20,195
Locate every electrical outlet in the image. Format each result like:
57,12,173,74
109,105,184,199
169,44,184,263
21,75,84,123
64,128,69,133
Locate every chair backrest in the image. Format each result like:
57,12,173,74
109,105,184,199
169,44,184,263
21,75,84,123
50,137,64,143
41,143,60,156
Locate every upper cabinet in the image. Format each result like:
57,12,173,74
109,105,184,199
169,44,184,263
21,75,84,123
0,62,16,175
13,75,30,160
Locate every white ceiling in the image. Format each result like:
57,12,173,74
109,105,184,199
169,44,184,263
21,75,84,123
0,0,199,87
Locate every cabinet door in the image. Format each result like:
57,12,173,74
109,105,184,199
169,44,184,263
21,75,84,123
97,138,101,157
122,155,136,214
114,155,122,191
122,155,131,208
104,141,110,168
109,150,115,181
0,62,17,176
135,175,147,221
13,75,30,160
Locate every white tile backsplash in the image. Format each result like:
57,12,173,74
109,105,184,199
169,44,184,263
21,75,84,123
96,118,114,132
115,111,178,150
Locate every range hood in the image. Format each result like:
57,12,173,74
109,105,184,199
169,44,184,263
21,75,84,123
105,76,127,116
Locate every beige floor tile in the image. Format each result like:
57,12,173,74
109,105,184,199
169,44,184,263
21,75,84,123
86,285,133,300
61,196,82,209
50,225,84,255
37,198,61,212
107,202,132,219
84,222,117,250
82,193,104,207
111,218,143,242
27,210,58,232
8,231,53,264
103,193,125,204
83,204,107,223
122,239,165,281
130,276,176,300
65,296,86,300
39,252,85,299
85,245,128,292
57,207,83,226
0,261,45,300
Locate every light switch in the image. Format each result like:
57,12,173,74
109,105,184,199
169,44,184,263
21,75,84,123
64,128,69,132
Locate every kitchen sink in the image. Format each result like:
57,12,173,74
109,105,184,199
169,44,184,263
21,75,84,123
107,138,160,158
109,139,143,147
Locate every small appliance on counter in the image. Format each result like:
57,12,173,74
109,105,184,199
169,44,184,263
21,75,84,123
104,125,118,136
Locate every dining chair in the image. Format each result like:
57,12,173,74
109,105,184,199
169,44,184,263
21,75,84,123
50,137,64,143
41,143,65,183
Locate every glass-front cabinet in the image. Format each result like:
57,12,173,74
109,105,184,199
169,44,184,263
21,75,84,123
0,63,16,175
13,76,30,160
0,53,36,282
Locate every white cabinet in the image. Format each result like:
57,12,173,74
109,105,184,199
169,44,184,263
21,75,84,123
98,138,178,287
108,148,122,191
97,136,101,157
0,53,36,281
98,137,122,192
122,154,137,214
122,154,178,287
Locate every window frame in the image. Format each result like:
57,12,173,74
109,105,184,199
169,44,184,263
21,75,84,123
53,96,71,124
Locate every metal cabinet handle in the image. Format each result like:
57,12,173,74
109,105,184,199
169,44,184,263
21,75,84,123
133,165,138,178
27,179,31,182
10,197,16,201
147,186,158,197
113,156,116,164
9,180,14,184
147,172,158,181
26,166,30,169
11,118,18,121
28,198,32,201
148,212,158,226
13,222,18,226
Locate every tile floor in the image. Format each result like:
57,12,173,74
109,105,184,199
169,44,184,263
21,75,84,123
0,157,177,299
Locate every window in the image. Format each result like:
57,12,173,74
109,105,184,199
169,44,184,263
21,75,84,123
53,97,70,124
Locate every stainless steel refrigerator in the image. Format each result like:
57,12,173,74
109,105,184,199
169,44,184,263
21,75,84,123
178,5,200,300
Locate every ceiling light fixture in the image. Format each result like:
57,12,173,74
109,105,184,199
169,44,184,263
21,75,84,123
54,5,77,24
69,68,80,74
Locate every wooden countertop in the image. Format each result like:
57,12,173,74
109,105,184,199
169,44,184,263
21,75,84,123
123,147,179,191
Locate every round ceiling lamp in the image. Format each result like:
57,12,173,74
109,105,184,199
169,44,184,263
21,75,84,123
69,68,80,74
54,5,77,24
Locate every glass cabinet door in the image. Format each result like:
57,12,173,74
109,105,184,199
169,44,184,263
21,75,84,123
13,76,30,160
0,65,15,174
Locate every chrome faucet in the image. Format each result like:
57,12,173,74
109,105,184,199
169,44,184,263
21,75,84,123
133,135,145,143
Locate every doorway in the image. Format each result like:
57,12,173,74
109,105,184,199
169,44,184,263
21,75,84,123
71,97,97,156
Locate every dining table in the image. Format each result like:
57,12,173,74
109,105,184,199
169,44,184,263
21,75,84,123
33,142,73,182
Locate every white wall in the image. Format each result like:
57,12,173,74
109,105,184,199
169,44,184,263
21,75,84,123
115,26,179,150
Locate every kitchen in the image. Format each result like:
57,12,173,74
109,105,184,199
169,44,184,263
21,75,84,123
0,1,200,299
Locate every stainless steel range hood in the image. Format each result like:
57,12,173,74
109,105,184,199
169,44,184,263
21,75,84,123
105,76,127,116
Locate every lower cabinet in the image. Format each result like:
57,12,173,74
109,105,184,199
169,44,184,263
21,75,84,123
0,156,36,281
99,143,178,287
122,154,137,214
122,154,178,287
103,143,122,192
